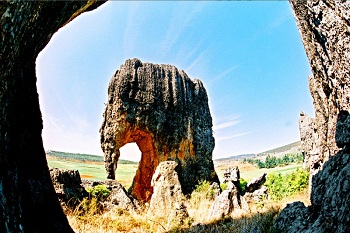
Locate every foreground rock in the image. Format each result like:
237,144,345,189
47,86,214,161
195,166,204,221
82,179,140,213
245,172,266,193
274,147,350,232
50,168,87,208
0,2,105,231
274,1,350,231
292,0,350,174
100,58,219,202
208,167,268,220
274,111,350,232
147,161,188,222
299,112,318,171
50,168,141,213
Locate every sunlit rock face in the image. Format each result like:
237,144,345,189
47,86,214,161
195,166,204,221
292,0,350,174
274,1,350,232
100,58,219,202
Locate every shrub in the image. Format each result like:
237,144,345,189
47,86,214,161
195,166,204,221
239,178,248,193
190,180,219,209
220,182,228,191
75,185,111,215
86,184,110,201
265,168,309,200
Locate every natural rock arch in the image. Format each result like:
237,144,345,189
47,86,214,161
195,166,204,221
100,58,220,202
1,0,350,232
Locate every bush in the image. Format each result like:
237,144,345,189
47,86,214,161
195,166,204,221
75,185,111,215
86,184,110,201
265,168,309,200
220,182,228,191
239,178,248,193
190,180,219,208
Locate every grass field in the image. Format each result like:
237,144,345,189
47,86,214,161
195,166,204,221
47,156,138,188
215,161,302,183
48,154,301,189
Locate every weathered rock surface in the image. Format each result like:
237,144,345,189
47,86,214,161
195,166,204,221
207,190,234,220
244,186,268,205
275,1,350,231
274,144,350,232
147,161,186,220
0,1,105,232
208,167,269,220
167,202,190,230
50,168,88,208
299,112,319,173
207,167,247,220
223,166,240,183
82,179,140,213
292,0,350,174
245,173,266,193
100,58,219,201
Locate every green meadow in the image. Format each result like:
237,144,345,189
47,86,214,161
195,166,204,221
46,151,138,188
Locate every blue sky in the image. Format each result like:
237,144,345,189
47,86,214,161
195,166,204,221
36,1,314,161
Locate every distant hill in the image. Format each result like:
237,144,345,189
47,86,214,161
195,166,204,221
257,141,301,157
215,154,256,162
215,141,301,162
46,150,138,165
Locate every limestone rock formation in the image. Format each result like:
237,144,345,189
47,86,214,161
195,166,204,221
0,1,105,232
207,167,247,220
100,58,219,201
245,172,266,193
208,167,268,220
244,185,268,204
291,0,350,173
275,1,350,231
274,135,350,232
299,112,319,172
82,179,140,213
147,161,186,220
167,202,190,230
50,168,88,208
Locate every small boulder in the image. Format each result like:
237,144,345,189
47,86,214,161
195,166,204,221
207,190,233,220
208,167,247,220
245,173,267,193
148,161,186,219
50,168,87,207
167,202,190,229
82,179,140,212
244,186,268,204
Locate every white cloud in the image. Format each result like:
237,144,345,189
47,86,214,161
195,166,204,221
123,2,141,58
213,120,240,131
216,131,253,142
184,50,207,72
160,2,207,57
208,65,239,85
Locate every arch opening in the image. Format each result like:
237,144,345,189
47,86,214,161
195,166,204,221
116,143,141,188
115,129,159,202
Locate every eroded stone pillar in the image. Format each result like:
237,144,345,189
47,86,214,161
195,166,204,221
100,58,220,202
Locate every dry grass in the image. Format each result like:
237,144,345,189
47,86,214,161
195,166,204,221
66,189,310,233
